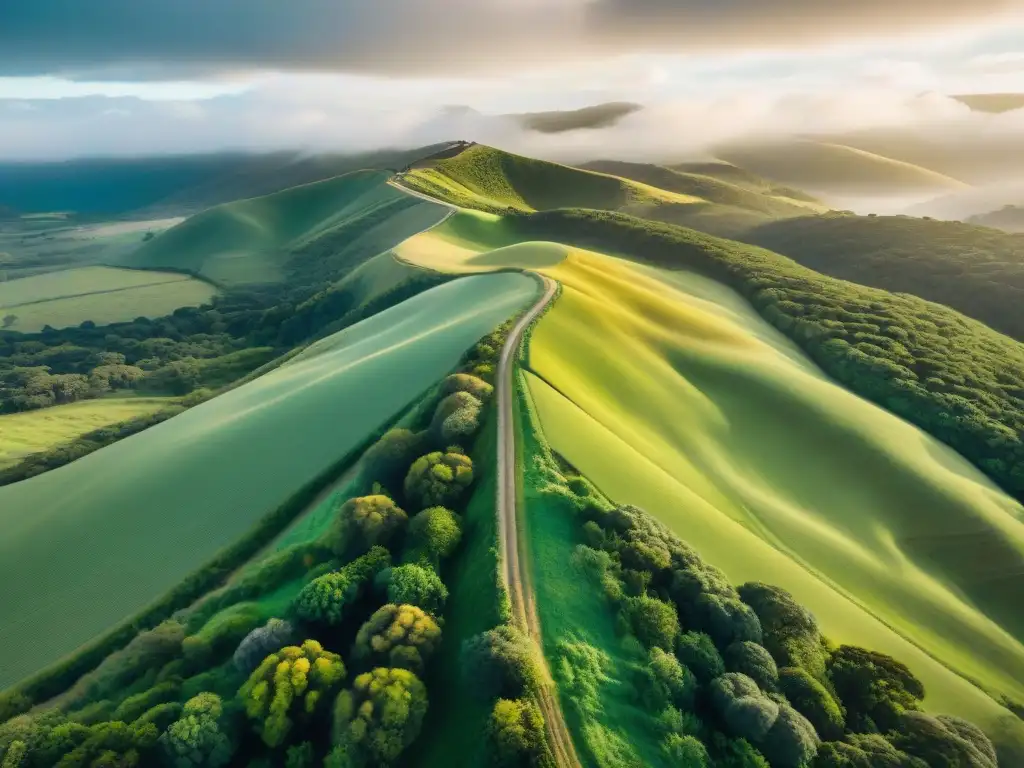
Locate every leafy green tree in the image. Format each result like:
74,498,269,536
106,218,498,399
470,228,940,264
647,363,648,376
676,631,726,684
405,506,462,566
233,619,297,674
812,734,925,768
708,733,771,768
54,721,159,768
292,547,390,626
639,648,697,712
725,642,779,693
377,564,448,616
284,742,315,768
361,429,428,488
621,595,679,650
238,639,346,748
888,712,997,768
738,582,826,678
430,392,483,445
779,667,845,741
159,692,234,768
331,668,428,765
488,698,551,767
461,625,540,700
353,604,442,674
330,495,408,553
439,373,493,401
404,450,474,509
662,733,711,766
111,682,181,725
827,646,924,733
695,593,763,648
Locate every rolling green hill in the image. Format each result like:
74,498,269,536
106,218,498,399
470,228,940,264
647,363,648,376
117,170,444,286
741,212,1024,340
0,272,536,689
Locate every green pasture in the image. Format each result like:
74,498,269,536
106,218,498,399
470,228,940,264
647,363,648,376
0,272,537,689
0,265,217,331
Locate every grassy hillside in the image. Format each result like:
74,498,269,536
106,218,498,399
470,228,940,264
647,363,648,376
741,212,1024,340
0,272,536,688
402,144,704,217
117,170,446,287
970,204,1024,233
520,250,1024,755
0,265,217,332
0,396,174,469
714,139,968,194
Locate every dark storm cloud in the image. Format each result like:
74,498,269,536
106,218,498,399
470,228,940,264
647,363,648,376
1,0,1021,79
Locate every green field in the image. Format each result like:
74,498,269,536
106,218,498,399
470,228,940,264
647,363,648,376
518,248,1024,749
120,170,446,286
0,272,537,689
0,396,175,469
0,265,217,331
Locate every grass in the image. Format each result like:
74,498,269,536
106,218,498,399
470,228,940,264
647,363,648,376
119,169,443,286
515,369,669,768
404,144,704,218
0,396,174,469
518,248,1024,754
0,271,537,689
0,266,216,332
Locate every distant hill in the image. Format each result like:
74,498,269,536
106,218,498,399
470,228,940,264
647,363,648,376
741,212,1024,340
0,144,449,217
969,204,1024,233
511,102,642,133
116,170,446,286
714,139,968,196
952,93,1024,114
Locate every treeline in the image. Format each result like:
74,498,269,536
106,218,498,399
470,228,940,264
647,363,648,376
526,435,1005,767
740,213,1024,341
509,208,1024,501
0,323,529,766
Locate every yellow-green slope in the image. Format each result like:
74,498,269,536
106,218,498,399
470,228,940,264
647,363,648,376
520,249,1024,747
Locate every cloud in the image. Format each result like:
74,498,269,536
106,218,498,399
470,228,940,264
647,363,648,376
2,0,1022,78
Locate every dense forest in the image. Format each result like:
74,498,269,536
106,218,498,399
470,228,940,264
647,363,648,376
740,213,1024,341
510,209,1024,507
0,322,536,766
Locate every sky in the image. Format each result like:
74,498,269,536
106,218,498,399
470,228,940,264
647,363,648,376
0,0,1023,165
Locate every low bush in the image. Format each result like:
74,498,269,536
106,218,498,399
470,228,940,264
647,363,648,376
488,698,552,768
360,428,428,489
292,546,390,626
461,625,541,700
376,563,448,616
353,604,442,674
405,506,462,566
232,618,297,675
404,450,475,510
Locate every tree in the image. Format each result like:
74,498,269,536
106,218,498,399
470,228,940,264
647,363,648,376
725,642,779,693
329,495,408,553
488,698,551,767
292,547,390,626
159,692,234,768
353,604,442,674
813,734,925,768
233,619,297,675
439,373,493,401
461,625,540,700
377,564,448,616
738,583,826,678
284,742,315,768
405,506,462,566
662,733,711,766
778,667,845,741
888,712,997,768
361,429,428,488
639,647,697,712
695,593,763,648
404,450,474,510
2,315,15,330
827,646,924,733
238,639,346,748
331,668,428,765
621,595,679,651
429,392,483,445
676,631,726,684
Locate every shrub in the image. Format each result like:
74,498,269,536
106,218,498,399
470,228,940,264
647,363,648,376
353,604,442,674
292,546,390,625
159,692,234,768
134,702,183,731
708,732,771,768
812,733,925,767
405,506,462,565
285,741,316,768
779,667,845,741
182,602,264,670
52,720,160,767
377,564,449,616
725,642,779,692
663,733,711,766
639,648,698,712
676,631,726,684
827,646,924,733
238,639,346,748
329,495,408,553
331,667,428,765
111,681,181,724
361,429,428,489
462,625,541,700
889,712,997,768
233,618,297,675
621,595,679,650
404,450,474,510
430,391,484,444
439,373,493,401
695,593,763,648
761,700,821,768
489,698,550,767
738,582,826,678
